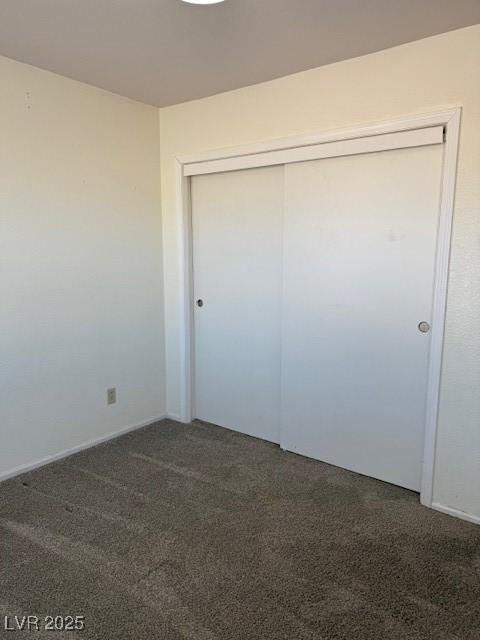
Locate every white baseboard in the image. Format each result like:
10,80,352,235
431,501,480,526
0,415,167,483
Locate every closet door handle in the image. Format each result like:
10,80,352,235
196,299,204,308
418,321,430,333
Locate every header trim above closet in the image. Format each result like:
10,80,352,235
183,125,443,176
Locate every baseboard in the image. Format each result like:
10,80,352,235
431,501,480,526
0,414,167,483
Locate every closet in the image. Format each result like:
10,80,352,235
190,126,444,491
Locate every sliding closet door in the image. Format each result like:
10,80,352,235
281,144,443,490
192,166,284,443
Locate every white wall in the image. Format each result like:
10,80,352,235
159,25,480,521
0,56,165,478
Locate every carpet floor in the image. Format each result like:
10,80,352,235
0,419,479,639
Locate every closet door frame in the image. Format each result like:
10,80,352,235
173,107,461,510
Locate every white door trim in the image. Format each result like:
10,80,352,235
183,126,443,176
173,107,461,509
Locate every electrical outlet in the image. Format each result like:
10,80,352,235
107,388,117,405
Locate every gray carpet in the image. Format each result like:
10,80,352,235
0,419,479,640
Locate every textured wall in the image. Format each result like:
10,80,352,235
159,26,480,521
0,56,165,477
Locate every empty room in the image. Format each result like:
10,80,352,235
1,1,479,638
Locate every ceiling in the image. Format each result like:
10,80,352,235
0,0,479,107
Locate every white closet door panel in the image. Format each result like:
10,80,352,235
281,145,444,490
192,166,284,443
